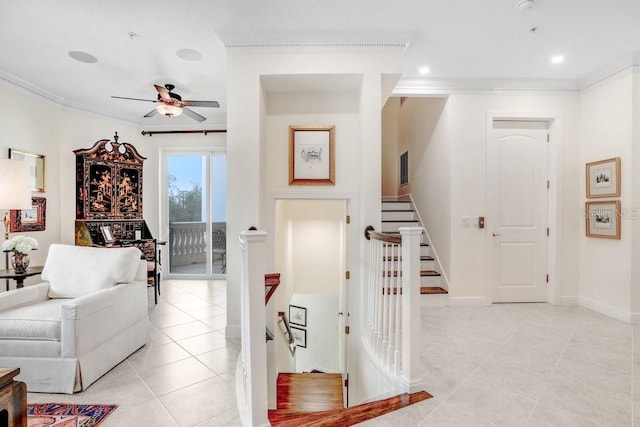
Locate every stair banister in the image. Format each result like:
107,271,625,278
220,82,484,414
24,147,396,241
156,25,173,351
237,230,270,427
399,227,424,393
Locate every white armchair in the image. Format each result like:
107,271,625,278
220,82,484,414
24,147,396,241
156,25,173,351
0,244,150,393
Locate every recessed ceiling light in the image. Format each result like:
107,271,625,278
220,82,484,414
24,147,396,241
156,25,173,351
419,66,430,75
68,51,98,64
551,55,564,64
176,48,203,61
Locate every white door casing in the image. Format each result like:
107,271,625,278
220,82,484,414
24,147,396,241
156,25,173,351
488,120,549,303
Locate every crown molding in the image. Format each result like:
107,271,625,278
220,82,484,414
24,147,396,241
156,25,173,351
219,31,412,54
0,68,64,104
580,53,640,91
393,77,581,95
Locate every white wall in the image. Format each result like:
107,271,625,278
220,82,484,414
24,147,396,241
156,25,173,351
580,73,634,317
397,97,451,278
290,293,340,373
0,81,62,282
0,79,226,287
383,92,581,304
225,51,402,406
381,98,399,196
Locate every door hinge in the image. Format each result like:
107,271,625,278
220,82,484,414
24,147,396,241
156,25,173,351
345,326,350,334
546,274,549,283
547,227,550,236
547,134,550,143
344,378,349,388
346,215,351,224
547,180,550,189
346,271,350,280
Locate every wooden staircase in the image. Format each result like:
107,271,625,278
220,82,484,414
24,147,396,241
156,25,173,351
382,199,448,300
269,372,432,426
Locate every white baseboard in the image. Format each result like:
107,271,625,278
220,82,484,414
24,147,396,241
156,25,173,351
226,324,241,338
558,295,579,305
579,297,632,324
448,296,488,307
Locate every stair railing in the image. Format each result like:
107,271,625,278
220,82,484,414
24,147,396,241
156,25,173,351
364,225,424,394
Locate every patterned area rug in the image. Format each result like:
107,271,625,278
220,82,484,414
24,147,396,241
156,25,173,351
27,403,118,427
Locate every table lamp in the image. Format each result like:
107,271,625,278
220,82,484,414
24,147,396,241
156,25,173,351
0,159,33,275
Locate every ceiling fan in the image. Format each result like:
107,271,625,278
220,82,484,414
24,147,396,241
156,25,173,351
112,84,219,122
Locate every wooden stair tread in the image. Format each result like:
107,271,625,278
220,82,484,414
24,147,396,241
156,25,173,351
269,391,432,427
382,256,434,261
381,209,415,212
382,270,441,277
421,286,448,295
277,373,344,412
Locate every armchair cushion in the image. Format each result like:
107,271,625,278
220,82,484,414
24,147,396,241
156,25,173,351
42,244,142,298
0,299,67,341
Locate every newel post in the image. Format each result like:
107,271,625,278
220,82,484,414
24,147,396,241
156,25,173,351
239,230,269,427
399,226,425,393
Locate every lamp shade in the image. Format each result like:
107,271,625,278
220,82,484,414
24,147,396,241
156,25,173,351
156,104,183,117
0,159,32,209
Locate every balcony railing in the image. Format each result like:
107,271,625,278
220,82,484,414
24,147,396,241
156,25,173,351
168,222,226,274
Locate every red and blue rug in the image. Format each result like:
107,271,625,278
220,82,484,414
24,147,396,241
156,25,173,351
27,403,117,427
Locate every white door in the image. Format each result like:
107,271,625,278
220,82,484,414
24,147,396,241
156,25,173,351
487,120,548,302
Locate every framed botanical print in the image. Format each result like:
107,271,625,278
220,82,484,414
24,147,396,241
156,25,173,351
586,157,620,198
289,125,335,185
585,200,621,239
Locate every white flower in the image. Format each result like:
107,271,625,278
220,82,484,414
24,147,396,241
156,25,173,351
2,235,38,253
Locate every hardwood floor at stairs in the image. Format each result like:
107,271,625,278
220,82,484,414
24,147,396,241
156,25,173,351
269,391,432,426
275,373,344,412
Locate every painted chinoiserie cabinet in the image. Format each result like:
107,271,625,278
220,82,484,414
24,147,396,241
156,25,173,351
73,134,153,245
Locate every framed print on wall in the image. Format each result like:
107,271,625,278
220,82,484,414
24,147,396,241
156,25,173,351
291,326,307,348
289,305,307,327
10,197,46,232
586,157,620,198
9,148,46,192
585,200,621,239
289,125,335,185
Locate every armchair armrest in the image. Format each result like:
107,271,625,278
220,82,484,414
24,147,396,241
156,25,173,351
60,280,149,357
0,282,50,312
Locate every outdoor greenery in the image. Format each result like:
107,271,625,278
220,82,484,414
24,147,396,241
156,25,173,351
168,175,202,222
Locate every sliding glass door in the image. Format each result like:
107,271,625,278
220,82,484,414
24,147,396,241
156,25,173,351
161,149,226,278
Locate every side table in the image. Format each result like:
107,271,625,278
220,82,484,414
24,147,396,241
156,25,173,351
0,266,44,291
0,367,27,427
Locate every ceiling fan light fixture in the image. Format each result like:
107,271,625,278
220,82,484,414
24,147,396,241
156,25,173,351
156,104,183,117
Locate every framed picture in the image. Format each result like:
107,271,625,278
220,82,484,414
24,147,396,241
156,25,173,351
289,125,335,185
585,200,621,239
291,326,307,348
10,197,46,232
9,148,46,192
289,304,307,327
400,151,409,186
586,157,620,198
100,225,115,244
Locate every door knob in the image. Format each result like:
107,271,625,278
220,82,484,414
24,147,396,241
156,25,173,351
492,233,501,237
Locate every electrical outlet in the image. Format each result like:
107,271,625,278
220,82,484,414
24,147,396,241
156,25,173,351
472,217,479,228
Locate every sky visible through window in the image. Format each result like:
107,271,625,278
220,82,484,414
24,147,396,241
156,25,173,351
168,154,227,222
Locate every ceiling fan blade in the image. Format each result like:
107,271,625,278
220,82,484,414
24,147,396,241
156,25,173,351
143,108,159,118
182,100,220,108
112,96,157,103
182,107,206,122
154,84,171,100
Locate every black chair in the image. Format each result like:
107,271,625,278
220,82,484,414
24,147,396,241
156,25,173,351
212,229,226,273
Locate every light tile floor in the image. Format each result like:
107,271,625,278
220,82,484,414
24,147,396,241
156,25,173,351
27,281,640,426
359,303,638,426
27,279,242,427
